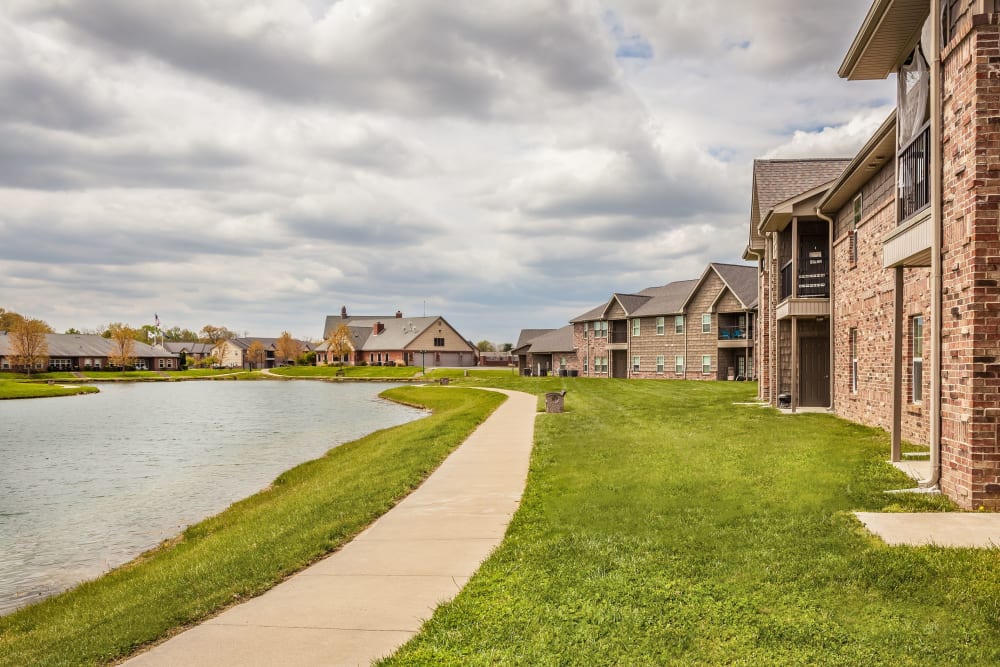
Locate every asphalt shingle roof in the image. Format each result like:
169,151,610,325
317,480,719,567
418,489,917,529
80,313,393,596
709,263,758,310
629,280,699,317
0,333,178,358
516,324,575,354
750,158,851,246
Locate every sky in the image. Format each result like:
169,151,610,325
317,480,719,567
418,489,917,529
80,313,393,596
0,0,893,345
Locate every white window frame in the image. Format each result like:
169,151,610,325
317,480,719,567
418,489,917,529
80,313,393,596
702,314,711,333
702,355,711,374
632,355,640,372
632,319,640,337
656,317,665,335
850,328,858,394
656,355,664,373
912,316,924,404
675,315,684,334
675,355,685,375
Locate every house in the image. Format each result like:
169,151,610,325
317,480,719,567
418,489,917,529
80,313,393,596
748,0,1000,509
568,264,757,380
162,341,214,367
512,326,577,376
214,337,314,369
0,333,180,371
743,158,854,408
319,307,478,368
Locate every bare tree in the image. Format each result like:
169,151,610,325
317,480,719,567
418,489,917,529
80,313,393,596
9,318,50,374
275,331,303,366
246,340,266,369
326,323,353,366
106,322,137,369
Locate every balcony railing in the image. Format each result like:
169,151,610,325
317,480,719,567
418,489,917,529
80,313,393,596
798,255,829,298
718,326,748,341
898,123,930,224
609,329,628,344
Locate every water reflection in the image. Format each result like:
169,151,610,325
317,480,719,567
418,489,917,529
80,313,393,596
0,381,423,614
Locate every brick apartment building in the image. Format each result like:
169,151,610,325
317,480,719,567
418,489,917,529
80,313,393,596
748,0,1000,509
563,263,757,380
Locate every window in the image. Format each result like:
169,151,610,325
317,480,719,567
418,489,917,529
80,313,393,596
50,358,71,370
594,356,608,374
135,360,148,370
702,355,711,374
584,357,588,374
656,355,664,373
434,337,445,347
632,355,640,372
675,315,684,334
560,356,567,370
702,313,711,333
912,316,924,403
850,328,858,394
675,355,685,375
583,322,588,337
599,321,608,338
656,317,665,335
158,359,165,369
632,319,640,337
851,194,862,265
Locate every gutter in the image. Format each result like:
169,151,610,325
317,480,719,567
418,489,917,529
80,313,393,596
815,207,836,411
923,0,943,489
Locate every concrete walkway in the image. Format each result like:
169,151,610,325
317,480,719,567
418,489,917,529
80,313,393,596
125,388,537,667
856,512,1000,548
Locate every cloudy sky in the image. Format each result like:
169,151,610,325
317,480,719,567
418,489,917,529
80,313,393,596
1,0,892,345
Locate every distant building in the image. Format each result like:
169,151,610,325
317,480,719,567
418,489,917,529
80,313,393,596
213,337,315,369
318,307,478,367
0,333,179,371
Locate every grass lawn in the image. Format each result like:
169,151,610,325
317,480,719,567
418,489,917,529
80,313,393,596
0,386,505,667
0,379,98,400
424,368,519,380
164,369,246,378
270,365,422,378
383,378,999,666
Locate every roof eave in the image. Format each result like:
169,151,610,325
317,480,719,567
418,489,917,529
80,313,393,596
839,0,929,80
819,110,897,214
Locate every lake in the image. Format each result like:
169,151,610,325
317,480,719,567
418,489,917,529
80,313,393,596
0,380,425,615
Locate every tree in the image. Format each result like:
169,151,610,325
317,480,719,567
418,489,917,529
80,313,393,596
326,323,354,366
9,318,49,374
476,340,497,352
200,325,235,365
106,323,137,369
274,331,303,366
500,342,513,353
163,326,199,342
65,328,82,334
136,324,160,344
246,340,266,369
0,308,53,334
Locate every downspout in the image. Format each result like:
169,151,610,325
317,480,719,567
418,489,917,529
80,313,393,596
816,207,836,411
923,0,943,489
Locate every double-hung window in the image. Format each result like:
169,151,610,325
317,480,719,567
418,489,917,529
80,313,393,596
656,355,664,373
675,355,685,375
656,317,665,335
702,314,711,333
702,355,711,374
632,355,640,372
675,315,684,334
912,316,924,403
850,328,858,394
632,319,640,337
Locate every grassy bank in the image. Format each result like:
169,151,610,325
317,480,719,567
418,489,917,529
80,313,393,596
0,379,98,399
269,365,421,378
385,378,998,666
0,386,505,667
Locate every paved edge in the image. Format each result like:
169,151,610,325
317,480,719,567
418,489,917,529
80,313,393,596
855,512,1000,548
124,388,538,667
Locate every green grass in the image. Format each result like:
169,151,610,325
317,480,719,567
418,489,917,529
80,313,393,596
270,365,422,378
164,369,245,378
424,368,519,380
383,378,999,666
0,386,505,667
0,379,98,399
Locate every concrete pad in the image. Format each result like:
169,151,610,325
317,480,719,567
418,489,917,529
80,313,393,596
125,624,412,667
890,460,931,483
124,388,537,667
855,512,1000,548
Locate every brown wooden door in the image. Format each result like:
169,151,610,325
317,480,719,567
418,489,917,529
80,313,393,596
799,337,830,406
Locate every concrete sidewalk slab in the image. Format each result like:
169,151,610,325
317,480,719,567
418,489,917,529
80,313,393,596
125,388,537,667
855,512,1000,548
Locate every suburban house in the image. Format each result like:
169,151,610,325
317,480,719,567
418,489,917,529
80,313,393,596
747,0,1000,510
162,341,214,367
319,307,478,368
214,337,314,369
0,333,180,371
512,325,577,376
568,263,757,380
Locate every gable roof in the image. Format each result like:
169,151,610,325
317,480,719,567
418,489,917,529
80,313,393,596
162,341,214,355
608,293,651,317
629,279,699,317
227,337,314,351
0,333,178,358
514,325,575,355
691,263,759,311
515,328,554,349
569,300,612,324
750,158,851,245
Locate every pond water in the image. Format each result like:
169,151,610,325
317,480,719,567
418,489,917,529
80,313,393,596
0,381,424,615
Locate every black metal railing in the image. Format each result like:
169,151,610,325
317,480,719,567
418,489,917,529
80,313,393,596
898,124,930,224
798,256,829,297
780,261,792,301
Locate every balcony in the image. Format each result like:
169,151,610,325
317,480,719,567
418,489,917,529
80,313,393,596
609,329,627,344
779,257,828,302
718,325,753,349
898,124,929,225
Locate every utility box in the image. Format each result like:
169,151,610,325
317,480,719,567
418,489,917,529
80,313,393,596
545,391,567,413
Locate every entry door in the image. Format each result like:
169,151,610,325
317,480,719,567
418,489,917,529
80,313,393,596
611,350,628,378
799,337,830,406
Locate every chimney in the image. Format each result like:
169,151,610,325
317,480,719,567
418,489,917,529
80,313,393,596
341,306,348,319
373,321,384,336
395,310,403,318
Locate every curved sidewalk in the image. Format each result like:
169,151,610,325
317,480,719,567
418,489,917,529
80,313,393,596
125,388,537,667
